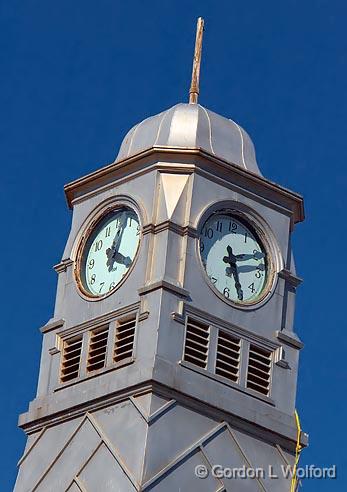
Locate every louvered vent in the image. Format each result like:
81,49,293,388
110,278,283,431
183,317,209,369
247,344,272,396
114,317,136,363
87,325,109,372
60,335,83,383
215,331,241,382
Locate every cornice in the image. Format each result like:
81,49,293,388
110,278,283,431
64,146,304,225
278,268,303,288
18,380,308,452
138,280,190,298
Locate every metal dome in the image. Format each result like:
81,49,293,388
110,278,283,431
115,103,261,175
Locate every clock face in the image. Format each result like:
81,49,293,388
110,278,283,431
78,206,140,297
199,212,270,305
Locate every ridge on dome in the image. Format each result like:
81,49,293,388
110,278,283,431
115,103,261,175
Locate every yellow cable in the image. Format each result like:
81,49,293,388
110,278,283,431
290,409,302,492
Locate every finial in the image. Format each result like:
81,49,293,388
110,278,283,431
189,17,204,104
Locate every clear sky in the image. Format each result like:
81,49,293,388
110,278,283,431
1,0,346,490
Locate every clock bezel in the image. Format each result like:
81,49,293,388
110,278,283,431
74,199,142,301
196,203,279,309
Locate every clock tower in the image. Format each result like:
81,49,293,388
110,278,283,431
14,21,306,492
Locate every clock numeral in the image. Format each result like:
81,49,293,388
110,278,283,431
136,225,141,236
223,287,230,298
204,227,214,239
105,226,111,238
229,222,237,233
88,259,95,269
90,274,96,285
211,276,218,284
200,241,205,253
216,221,223,233
248,282,255,293
109,281,116,291
94,240,103,252
244,231,248,243
255,268,262,278
99,282,105,293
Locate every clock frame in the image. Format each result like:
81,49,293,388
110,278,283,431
74,201,141,301
197,205,278,309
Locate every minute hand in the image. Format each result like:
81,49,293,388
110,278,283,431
223,245,244,301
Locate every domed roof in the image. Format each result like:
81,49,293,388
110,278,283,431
116,103,261,175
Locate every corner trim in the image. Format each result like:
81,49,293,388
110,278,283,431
138,280,190,298
40,319,65,334
278,269,303,288
276,330,304,349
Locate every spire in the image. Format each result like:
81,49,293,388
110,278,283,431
189,17,204,104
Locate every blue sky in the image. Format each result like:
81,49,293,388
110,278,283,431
1,0,346,489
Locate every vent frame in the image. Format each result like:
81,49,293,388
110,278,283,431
183,316,210,369
215,329,241,384
60,335,83,383
113,315,137,365
86,324,109,373
246,343,273,397
58,311,138,387
181,313,275,401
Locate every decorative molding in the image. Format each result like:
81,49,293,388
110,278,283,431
170,311,185,325
138,310,150,322
17,426,47,466
40,318,65,334
87,412,138,489
18,381,307,451
53,258,73,273
180,360,275,406
276,330,304,350
141,422,226,490
142,221,197,238
56,302,141,338
138,280,190,298
48,347,60,355
55,357,135,392
226,424,268,491
275,360,291,369
278,269,303,288
129,395,176,424
64,147,304,225
175,304,281,351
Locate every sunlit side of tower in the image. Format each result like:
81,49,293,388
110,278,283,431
14,19,306,492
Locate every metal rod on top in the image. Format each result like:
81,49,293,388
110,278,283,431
189,17,205,104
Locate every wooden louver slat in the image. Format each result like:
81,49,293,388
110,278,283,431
60,335,83,383
215,331,241,383
87,325,109,372
246,344,272,396
114,317,136,363
183,318,209,369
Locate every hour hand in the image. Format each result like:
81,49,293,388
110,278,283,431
106,248,131,272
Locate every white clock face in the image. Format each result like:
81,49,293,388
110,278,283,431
199,212,269,304
78,207,140,297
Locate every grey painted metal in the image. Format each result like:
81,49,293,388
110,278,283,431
14,101,305,491
116,103,261,175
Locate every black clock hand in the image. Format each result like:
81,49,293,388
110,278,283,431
223,245,244,301
234,251,265,262
110,251,132,268
106,212,127,272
